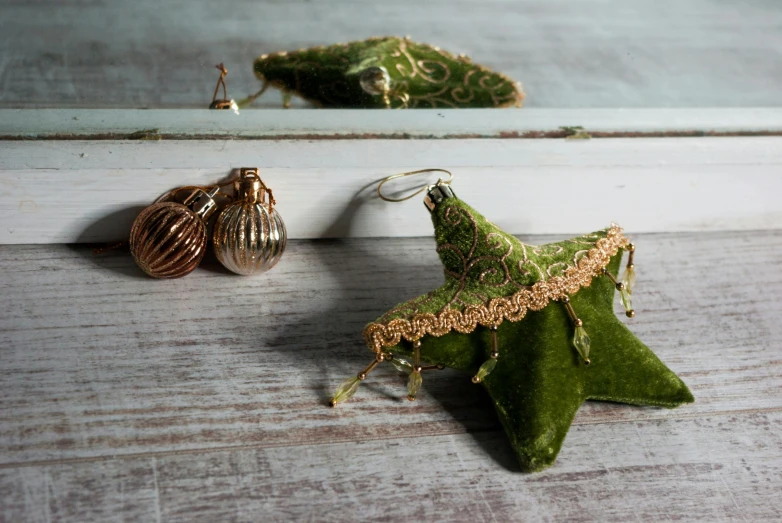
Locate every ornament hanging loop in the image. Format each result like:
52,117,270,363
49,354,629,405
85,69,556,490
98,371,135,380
213,63,228,103
209,63,239,112
376,168,453,203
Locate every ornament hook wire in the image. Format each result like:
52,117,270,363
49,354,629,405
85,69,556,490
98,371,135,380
153,181,234,205
212,63,228,104
209,63,239,112
376,168,453,202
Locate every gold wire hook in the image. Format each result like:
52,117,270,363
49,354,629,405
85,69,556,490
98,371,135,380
154,179,236,205
212,63,228,103
376,168,453,202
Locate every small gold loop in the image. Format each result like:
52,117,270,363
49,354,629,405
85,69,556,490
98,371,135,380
212,63,229,103
376,168,453,202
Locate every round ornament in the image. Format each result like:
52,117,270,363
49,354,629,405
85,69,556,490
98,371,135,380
213,168,287,276
129,188,219,279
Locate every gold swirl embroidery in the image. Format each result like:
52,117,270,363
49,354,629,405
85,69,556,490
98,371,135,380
573,250,590,264
392,38,521,108
408,85,457,108
451,87,475,103
377,291,436,324
363,225,629,352
257,36,523,109
533,245,564,257
546,262,568,278
518,258,546,281
394,39,451,85
517,241,545,280
452,69,478,103
417,60,451,83
475,233,522,289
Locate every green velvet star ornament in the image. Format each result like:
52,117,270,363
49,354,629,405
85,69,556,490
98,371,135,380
252,36,524,108
330,184,693,472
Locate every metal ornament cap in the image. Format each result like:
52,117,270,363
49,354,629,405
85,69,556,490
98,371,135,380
359,66,391,96
209,99,239,114
424,183,455,212
129,202,208,279
213,200,287,276
183,187,220,221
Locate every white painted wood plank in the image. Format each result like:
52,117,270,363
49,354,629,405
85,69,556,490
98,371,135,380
0,231,779,466
2,109,782,138
1,137,781,243
2,0,782,109
1,412,780,522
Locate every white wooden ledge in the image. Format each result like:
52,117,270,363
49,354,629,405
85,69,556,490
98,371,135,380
2,108,782,138
1,109,781,244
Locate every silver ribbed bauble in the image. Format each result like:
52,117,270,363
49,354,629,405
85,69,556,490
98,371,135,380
212,171,287,276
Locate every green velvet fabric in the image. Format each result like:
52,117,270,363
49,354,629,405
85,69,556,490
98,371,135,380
366,194,694,472
253,36,523,108
372,199,615,326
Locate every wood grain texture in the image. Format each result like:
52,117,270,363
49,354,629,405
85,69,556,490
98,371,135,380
2,137,781,244
0,230,781,520
4,108,782,139
1,1,781,109
1,413,780,523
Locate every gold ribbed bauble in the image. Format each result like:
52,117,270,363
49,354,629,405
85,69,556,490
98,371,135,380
213,171,287,276
129,188,219,279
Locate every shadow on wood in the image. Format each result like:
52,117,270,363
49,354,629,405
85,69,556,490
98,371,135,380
68,205,148,279
269,185,519,470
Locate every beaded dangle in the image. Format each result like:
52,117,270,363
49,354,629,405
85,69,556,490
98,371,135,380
560,296,591,365
328,342,445,406
328,169,642,405
601,243,637,319
472,326,499,384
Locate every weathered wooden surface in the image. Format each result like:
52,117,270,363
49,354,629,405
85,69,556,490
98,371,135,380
1,0,781,109
0,230,780,521
1,413,779,522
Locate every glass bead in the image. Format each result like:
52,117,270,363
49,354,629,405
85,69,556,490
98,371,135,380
390,356,413,375
573,325,591,362
620,287,633,312
407,372,423,400
473,358,498,383
621,266,636,294
331,376,360,405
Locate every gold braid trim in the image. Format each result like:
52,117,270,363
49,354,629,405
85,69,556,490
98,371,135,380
363,226,629,352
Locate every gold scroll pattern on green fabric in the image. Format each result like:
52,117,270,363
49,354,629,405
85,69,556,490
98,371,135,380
254,36,524,108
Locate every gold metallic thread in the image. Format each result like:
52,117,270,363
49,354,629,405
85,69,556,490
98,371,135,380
362,226,629,352
601,267,623,290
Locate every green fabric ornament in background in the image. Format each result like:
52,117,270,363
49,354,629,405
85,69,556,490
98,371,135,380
251,36,524,108
330,180,693,472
